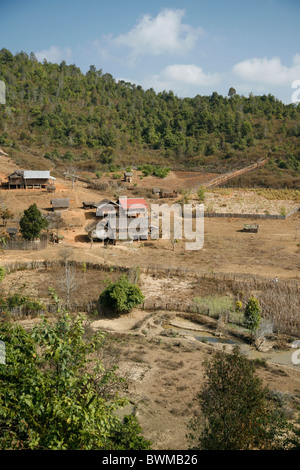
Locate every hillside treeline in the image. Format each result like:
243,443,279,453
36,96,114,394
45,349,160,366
0,48,300,184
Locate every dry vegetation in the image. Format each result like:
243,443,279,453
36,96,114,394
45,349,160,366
1,155,300,449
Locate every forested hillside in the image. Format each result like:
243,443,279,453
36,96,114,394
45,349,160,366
0,48,300,187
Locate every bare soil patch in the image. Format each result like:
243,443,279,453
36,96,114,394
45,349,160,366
202,188,299,215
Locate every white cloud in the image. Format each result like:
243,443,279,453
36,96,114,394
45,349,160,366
160,64,221,87
139,64,221,97
232,54,300,86
35,46,72,64
113,9,203,59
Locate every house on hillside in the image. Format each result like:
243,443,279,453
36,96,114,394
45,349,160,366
7,170,24,189
117,197,147,218
82,201,96,210
51,198,70,212
7,170,56,189
95,199,119,218
124,171,133,183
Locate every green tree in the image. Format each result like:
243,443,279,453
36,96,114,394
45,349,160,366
188,347,290,450
99,275,144,313
19,203,48,241
0,208,13,227
244,296,261,331
197,186,205,203
0,309,151,450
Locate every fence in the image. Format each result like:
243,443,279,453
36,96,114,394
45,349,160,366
2,259,300,335
195,158,270,191
203,206,299,220
2,258,299,287
7,299,100,318
1,235,48,251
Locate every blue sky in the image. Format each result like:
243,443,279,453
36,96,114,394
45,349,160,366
0,0,299,103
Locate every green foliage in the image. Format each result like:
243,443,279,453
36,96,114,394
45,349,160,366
19,204,49,241
244,296,261,331
0,311,151,450
137,164,170,178
99,275,144,313
104,415,151,450
197,186,205,203
0,207,13,226
0,49,300,182
3,293,45,312
188,347,292,450
0,266,4,282
193,295,234,317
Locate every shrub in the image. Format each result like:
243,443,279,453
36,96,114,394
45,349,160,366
99,275,144,313
244,297,261,331
137,164,170,179
197,186,206,203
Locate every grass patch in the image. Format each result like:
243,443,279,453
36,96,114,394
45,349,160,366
193,295,234,318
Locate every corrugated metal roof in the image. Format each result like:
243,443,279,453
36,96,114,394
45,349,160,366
51,198,70,207
23,170,55,180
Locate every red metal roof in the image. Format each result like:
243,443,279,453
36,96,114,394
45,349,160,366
118,197,147,209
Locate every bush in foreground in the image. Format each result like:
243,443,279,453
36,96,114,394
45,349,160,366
99,275,144,313
0,310,150,450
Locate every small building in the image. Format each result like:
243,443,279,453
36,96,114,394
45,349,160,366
95,200,119,218
51,198,70,212
243,224,259,233
124,171,133,183
6,227,18,238
82,201,96,210
152,187,161,197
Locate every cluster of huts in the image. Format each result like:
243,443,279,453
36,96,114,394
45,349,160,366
83,196,158,243
2,166,158,245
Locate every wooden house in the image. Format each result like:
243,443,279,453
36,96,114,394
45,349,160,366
82,201,96,210
51,198,70,212
95,199,119,218
8,170,55,189
124,171,133,183
152,187,161,197
7,170,24,189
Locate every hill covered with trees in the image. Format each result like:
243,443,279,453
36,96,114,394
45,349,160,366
0,48,300,187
